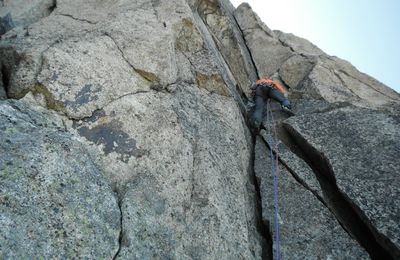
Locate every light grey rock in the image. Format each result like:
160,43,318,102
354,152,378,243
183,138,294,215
1,0,179,98
176,12,233,97
71,83,263,258
4,0,399,258
233,3,274,37
7,0,237,102
289,99,352,116
299,56,400,109
55,0,110,24
279,54,315,89
274,30,325,56
254,137,368,259
196,0,258,98
101,0,179,86
0,0,55,35
1,2,265,258
234,3,293,78
259,130,323,198
0,100,120,259
37,34,151,119
284,106,400,258
0,14,96,99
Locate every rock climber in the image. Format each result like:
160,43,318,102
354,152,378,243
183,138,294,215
250,78,291,130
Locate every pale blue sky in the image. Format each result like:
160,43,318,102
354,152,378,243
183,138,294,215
231,0,400,93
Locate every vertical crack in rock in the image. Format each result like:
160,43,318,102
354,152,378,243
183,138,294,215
112,192,124,260
250,135,273,259
282,124,396,259
207,5,275,257
189,11,248,113
231,15,260,79
1,64,10,98
208,5,276,257
192,3,274,254
195,0,257,103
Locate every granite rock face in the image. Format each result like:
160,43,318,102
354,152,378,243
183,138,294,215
284,107,400,258
255,136,368,259
0,0,55,35
235,3,400,259
0,100,120,259
195,0,258,98
1,0,400,259
274,30,324,56
37,34,151,118
71,84,263,258
234,3,292,80
1,0,263,258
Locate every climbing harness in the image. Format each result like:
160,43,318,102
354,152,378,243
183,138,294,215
256,79,287,95
266,99,282,260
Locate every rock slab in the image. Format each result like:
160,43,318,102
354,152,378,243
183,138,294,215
0,100,120,259
284,106,400,258
254,136,368,259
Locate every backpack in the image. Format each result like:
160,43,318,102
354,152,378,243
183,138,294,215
255,79,286,94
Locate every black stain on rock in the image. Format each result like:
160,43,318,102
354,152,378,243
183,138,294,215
48,0,57,13
75,84,101,105
1,64,9,97
74,118,148,163
65,84,102,110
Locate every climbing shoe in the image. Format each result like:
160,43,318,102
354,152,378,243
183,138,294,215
251,119,261,134
281,104,295,116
